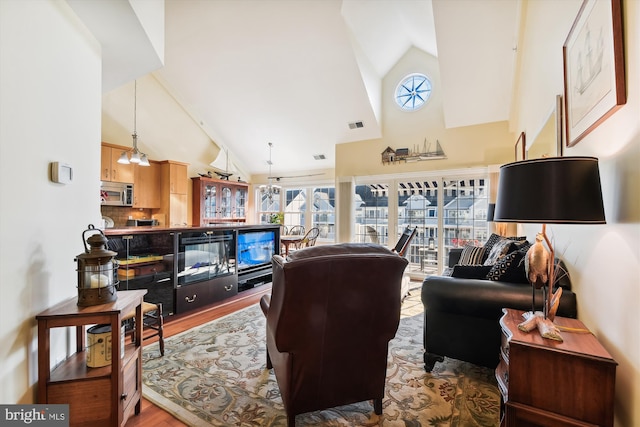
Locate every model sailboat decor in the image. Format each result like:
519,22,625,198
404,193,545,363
209,146,237,180
381,139,446,164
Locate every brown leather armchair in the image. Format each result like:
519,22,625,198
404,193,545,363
260,243,408,426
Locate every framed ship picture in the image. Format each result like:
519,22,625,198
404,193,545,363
563,0,625,147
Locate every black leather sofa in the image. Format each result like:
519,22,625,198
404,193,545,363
421,248,578,371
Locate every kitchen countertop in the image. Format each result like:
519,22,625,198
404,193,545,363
103,223,280,236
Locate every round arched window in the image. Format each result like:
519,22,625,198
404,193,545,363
395,73,432,111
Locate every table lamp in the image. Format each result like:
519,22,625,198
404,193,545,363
494,157,605,339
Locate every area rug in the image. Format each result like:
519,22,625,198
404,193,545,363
141,295,500,426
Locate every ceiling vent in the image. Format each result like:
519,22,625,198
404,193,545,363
313,154,326,160
348,121,364,129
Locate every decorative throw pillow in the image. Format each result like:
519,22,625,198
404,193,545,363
486,246,530,283
483,239,517,265
482,233,527,263
451,264,493,279
458,244,486,265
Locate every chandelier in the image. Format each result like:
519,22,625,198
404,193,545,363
117,80,149,167
259,143,281,202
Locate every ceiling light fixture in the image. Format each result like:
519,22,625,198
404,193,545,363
118,80,149,167
259,143,281,202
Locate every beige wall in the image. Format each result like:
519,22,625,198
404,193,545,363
335,46,517,243
0,0,103,403
336,47,516,178
513,1,640,426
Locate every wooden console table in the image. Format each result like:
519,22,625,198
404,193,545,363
496,308,616,427
36,290,146,427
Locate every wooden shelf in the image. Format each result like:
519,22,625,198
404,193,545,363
37,290,146,427
48,343,138,383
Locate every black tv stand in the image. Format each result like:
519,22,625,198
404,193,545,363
238,265,272,292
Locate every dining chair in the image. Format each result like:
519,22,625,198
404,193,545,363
288,225,305,236
294,227,320,250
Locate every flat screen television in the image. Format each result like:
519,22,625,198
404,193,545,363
237,229,277,272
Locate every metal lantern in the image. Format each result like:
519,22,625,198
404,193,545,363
76,224,119,306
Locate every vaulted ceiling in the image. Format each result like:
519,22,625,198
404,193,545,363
76,0,521,177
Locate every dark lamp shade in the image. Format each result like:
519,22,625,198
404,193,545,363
494,157,606,224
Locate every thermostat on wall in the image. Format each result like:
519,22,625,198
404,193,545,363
50,161,73,184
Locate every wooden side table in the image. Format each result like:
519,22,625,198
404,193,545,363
496,308,616,427
36,290,146,427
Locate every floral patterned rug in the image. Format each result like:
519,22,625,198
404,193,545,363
141,291,500,426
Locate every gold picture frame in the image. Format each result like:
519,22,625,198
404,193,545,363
563,0,626,147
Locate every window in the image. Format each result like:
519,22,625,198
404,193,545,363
284,188,306,229
256,184,336,243
398,180,438,272
355,184,389,245
312,187,335,239
395,73,432,111
442,178,489,251
354,171,489,277
256,188,281,224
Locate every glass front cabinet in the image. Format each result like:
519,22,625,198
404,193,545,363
192,176,249,226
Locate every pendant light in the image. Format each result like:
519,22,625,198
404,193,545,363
259,143,281,202
118,80,149,167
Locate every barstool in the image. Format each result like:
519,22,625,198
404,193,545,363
122,301,164,356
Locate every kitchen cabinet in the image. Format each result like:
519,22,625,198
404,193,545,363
192,176,249,226
36,290,146,427
133,160,160,208
101,143,134,184
156,160,189,227
167,162,188,194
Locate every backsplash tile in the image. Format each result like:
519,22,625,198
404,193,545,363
101,206,153,228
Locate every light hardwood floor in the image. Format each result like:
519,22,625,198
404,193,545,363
125,284,272,427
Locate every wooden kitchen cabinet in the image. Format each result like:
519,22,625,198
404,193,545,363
133,160,160,208
101,143,134,184
496,308,616,427
36,290,146,427
191,176,248,226
156,160,189,227
168,162,188,194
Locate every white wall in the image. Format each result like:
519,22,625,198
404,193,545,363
512,1,640,426
0,0,102,403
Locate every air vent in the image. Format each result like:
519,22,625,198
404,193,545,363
313,154,326,160
348,121,364,129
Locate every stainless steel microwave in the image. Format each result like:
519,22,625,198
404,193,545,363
101,182,133,206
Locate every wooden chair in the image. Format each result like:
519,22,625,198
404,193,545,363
122,301,164,356
280,225,289,254
287,225,305,236
294,227,320,250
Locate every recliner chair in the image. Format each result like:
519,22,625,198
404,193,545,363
260,243,408,426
